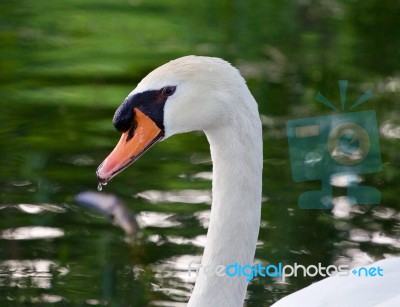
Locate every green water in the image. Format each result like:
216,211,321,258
1,0,399,306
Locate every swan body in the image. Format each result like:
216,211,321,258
272,257,400,307
96,56,400,306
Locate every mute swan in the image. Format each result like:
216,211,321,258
96,56,400,306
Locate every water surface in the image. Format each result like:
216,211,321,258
1,0,399,305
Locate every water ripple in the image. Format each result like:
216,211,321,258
1,226,65,240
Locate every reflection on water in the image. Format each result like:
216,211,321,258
1,226,65,240
1,0,399,305
137,190,212,205
330,173,362,187
15,204,66,214
193,210,211,228
138,211,182,228
0,259,67,290
165,235,207,248
76,191,139,236
380,121,400,139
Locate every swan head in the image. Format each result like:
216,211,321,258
97,55,249,183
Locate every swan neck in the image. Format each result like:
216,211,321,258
189,110,263,306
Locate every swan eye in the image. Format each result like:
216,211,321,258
162,86,176,96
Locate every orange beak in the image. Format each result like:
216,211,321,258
97,108,163,183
